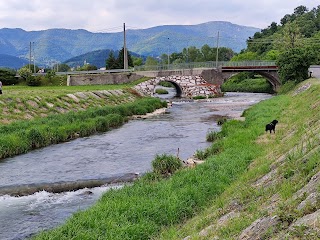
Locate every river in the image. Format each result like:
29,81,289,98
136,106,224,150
0,92,272,240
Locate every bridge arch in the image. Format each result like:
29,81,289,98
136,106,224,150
256,71,281,91
221,70,281,92
156,80,183,97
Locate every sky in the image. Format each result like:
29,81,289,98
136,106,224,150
0,0,319,32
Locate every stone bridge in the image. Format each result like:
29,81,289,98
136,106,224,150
134,74,222,98
134,61,281,97
65,61,281,98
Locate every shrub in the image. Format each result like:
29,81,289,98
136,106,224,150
206,131,223,142
193,95,206,99
27,128,46,148
26,75,41,86
155,88,169,94
152,154,183,177
221,78,273,93
277,81,296,94
0,68,19,85
194,149,206,160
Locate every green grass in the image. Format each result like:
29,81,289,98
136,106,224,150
0,78,151,123
2,77,151,97
32,80,319,240
0,78,312,239
221,77,274,93
0,97,166,160
156,79,320,239
155,88,169,94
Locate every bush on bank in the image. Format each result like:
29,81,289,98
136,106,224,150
152,154,183,177
0,97,167,160
34,83,292,240
221,77,274,93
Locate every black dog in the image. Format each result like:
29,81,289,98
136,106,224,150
265,120,278,134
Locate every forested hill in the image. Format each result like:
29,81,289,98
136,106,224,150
231,5,320,84
0,21,259,68
234,5,320,61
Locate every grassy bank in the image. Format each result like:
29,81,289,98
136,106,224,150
158,79,320,239
0,79,165,160
221,77,274,93
0,78,151,124
0,97,166,160
34,80,320,239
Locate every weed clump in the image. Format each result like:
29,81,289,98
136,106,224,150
152,154,183,177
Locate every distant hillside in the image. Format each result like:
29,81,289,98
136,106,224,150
63,49,143,69
0,21,259,68
0,54,28,69
63,49,114,68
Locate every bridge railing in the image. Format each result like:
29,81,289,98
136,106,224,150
33,68,134,76
33,61,277,76
134,61,276,71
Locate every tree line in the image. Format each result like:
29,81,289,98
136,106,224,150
105,45,235,69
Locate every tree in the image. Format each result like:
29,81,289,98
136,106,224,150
230,51,259,61
295,12,317,37
78,64,98,71
276,47,316,83
26,75,41,86
263,50,280,60
55,63,70,72
170,52,183,63
45,70,56,83
17,67,32,80
218,47,235,61
106,51,119,69
132,56,143,66
117,47,133,69
21,64,39,73
274,21,304,52
145,56,158,66
187,46,201,62
160,54,169,64
281,14,294,25
294,5,308,16
0,68,18,85
201,44,213,61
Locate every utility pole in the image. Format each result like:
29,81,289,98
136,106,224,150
167,37,170,70
33,42,36,73
29,42,32,71
215,31,220,68
123,23,128,70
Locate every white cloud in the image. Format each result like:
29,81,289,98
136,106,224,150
0,0,318,32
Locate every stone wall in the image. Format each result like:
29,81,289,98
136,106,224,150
67,72,144,86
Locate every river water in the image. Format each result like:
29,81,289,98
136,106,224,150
0,92,272,240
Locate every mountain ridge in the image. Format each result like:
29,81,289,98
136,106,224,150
0,21,260,68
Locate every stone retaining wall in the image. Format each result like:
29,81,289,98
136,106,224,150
67,72,144,86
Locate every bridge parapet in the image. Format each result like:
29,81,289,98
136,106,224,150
134,61,276,72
